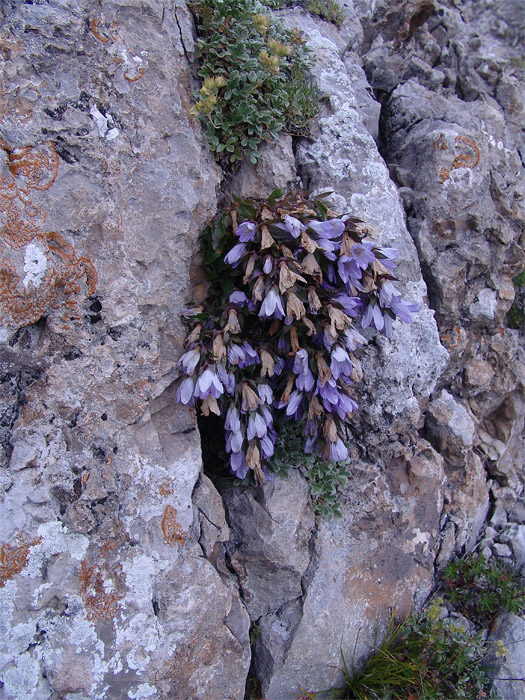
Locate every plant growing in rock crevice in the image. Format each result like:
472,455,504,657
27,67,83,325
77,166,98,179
189,0,320,165
175,190,417,486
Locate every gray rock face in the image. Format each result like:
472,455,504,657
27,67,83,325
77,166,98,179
0,0,523,698
0,2,250,699
487,613,525,700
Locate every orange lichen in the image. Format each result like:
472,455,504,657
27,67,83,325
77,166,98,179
161,505,185,547
90,18,144,83
433,133,448,151
440,325,460,352
124,65,145,82
0,536,42,587
0,140,97,333
437,135,481,183
159,481,174,497
91,18,111,43
79,559,121,623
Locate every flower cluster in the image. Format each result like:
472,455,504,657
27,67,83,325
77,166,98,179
176,191,418,484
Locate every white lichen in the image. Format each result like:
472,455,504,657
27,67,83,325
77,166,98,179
23,243,47,288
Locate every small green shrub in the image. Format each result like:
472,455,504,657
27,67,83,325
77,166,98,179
336,602,501,700
265,0,344,26
305,0,343,26
505,270,525,330
441,552,525,626
190,0,320,164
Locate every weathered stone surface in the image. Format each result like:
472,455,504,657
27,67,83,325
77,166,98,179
487,613,525,700
1,1,523,697
226,134,299,202
259,442,446,699
0,1,250,698
222,470,315,622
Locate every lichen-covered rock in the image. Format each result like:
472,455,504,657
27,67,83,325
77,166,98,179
487,613,525,700
0,1,250,698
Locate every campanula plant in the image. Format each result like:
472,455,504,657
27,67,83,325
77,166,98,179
190,0,320,164
176,190,418,485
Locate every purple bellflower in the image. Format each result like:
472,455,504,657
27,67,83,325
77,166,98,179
224,242,247,266
235,221,256,242
308,219,345,238
350,241,376,269
259,286,285,319
276,215,306,238
293,349,315,392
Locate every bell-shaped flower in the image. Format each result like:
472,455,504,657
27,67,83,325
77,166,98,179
228,428,244,453
227,343,245,366
229,290,248,307
375,246,398,271
351,241,376,270
176,376,195,405
362,300,385,331
378,280,399,307
316,237,338,261
293,349,315,392
275,215,306,238
259,286,285,319
329,437,348,462
217,364,235,394
235,221,256,242
193,366,224,400
391,298,418,324
224,242,247,266
247,412,268,440
225,405,241,433
317,377,341,410
263,255,273,274
330,345,353,380
283,389,304,418
258,383,273,404
230,450,248,479
308,219,345,239
178,347,201,375
241,342,259,366
344,328,367,351
337,255,362,286
333,293,361,317
260,433,275,459
334,392,358,420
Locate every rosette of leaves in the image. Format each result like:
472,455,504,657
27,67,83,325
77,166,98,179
176,190,418,485
189,0,320,164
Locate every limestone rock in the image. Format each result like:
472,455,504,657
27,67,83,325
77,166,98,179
487,613,525,700
0,2,250,698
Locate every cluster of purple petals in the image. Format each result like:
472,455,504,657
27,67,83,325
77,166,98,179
176,206,419,481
